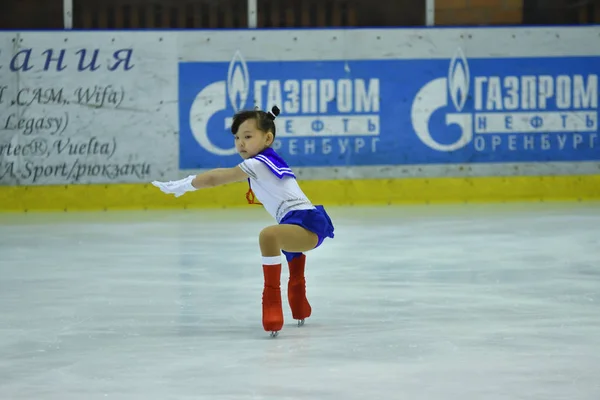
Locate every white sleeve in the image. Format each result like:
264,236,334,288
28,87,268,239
238,158,272,181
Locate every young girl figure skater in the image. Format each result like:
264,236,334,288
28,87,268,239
151,106,335,337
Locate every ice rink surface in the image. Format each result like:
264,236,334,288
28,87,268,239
1,203,599,400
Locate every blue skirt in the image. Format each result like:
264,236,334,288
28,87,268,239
279,205,335,261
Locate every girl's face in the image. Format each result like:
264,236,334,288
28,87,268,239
234,118,274,159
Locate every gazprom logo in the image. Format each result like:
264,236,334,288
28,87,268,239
189,51,381,156
448,50,469,112
411,48,599,153
227,51,249,112
411,49,473,152
189,51,251,156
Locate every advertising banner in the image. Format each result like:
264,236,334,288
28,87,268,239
0,33,177,186
178,49,598,169
1,28,598,186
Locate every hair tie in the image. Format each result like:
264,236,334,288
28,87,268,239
267,105,280,120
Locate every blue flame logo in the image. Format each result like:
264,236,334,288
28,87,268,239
227,51,249,112
448,48,470,112
411,47,474,152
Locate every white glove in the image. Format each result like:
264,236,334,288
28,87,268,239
151,175,197,198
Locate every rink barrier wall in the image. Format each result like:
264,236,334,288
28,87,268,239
2,27,600,211
2,174,600,212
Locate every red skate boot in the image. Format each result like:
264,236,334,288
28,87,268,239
262,264,283,337
287,254,312,326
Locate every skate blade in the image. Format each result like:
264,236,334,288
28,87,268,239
269,331,279,338
297,319,305,327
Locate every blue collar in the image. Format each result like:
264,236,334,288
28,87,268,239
252,148,296,179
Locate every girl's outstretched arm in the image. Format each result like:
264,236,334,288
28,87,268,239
191,167,248,189
152,166,248,197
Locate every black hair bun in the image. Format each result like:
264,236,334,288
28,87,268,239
266,106,280,120
267,106,280,121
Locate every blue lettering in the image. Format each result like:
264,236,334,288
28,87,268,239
76,49,101,71
530,116,543,129
477,116,487,131
10,49,33,72
312,120,324,133
108,49,135,71
368,119,377,132
343,118,349,132
505,116,512,130
586,114,596,129
42,49,67,71
285,120,294,134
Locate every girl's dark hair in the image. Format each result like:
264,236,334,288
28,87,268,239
231,106,280,138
